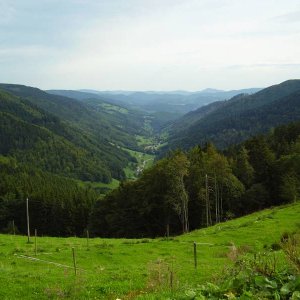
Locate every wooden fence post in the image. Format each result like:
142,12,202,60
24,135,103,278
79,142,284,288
193,242,197,269
86,229,89,250
72,248,77,275
35,229,37,256
12,220,15,235
26,198,30,243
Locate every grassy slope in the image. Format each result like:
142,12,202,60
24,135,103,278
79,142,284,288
76,178,120,194
123,148,155,180
75,146,155,193
0,202,299,299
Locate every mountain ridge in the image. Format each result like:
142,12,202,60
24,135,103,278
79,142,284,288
0,85,138,183
166,79,300,150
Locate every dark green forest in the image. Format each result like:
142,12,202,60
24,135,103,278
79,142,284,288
0,81,300,238
0,88,138,182
0,86,141,236
0,155,98,236
167,80,300,150
89,121,300,237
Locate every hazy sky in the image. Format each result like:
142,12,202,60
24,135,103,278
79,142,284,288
0,0,300,90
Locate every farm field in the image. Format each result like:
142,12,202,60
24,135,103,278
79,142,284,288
123,148,155,179
76,178,121,194
0,202,299,299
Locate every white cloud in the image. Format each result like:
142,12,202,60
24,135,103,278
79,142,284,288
0,0,299,90
0,1,16,24
272,10,300,23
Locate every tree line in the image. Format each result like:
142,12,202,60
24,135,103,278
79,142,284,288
89,121,300,237
0,121,299,238
0,156,98,236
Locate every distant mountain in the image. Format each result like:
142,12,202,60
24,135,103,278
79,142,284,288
49,89,106,101
166,100,226,135
80,89,134,96
74,88,261,116
166,80,300,150
0,84,144,147
46,89,146,136
0,84,141,182
48,89,126,106
50,88,261,130
200,88,224,93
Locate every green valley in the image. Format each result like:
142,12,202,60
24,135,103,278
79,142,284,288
0,80,300,299
2,2,300,299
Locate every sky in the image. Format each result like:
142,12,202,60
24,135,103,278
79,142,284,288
0,0,300,91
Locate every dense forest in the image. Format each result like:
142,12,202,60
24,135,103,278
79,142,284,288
167,80,300,150
89,121,300,238
0,81,300,238
0,87,140,182
0,155,98,236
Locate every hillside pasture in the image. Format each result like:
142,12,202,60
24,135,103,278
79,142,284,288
0,202,299,299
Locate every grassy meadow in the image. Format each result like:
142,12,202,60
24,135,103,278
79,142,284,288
0,202,299,299
123,148,155,179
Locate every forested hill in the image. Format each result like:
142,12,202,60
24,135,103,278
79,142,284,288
166,80,300,150
90,121,300,238
71,88,261,115
46,89,146,136
48,88,261,131
0,86,138,183
1,82,300,238
0,84,143,150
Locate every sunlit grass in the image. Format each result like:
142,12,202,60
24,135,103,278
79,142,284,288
0,202,299,299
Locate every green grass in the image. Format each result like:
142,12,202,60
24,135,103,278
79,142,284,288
135,133,168,152
0,154,11,165
101,103,129,114
123,148,155,180
135,135,155,147
75,146,155,193
0,202,299,299
76,178,120,194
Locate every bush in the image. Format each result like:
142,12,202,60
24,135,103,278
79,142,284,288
182,234,300,299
